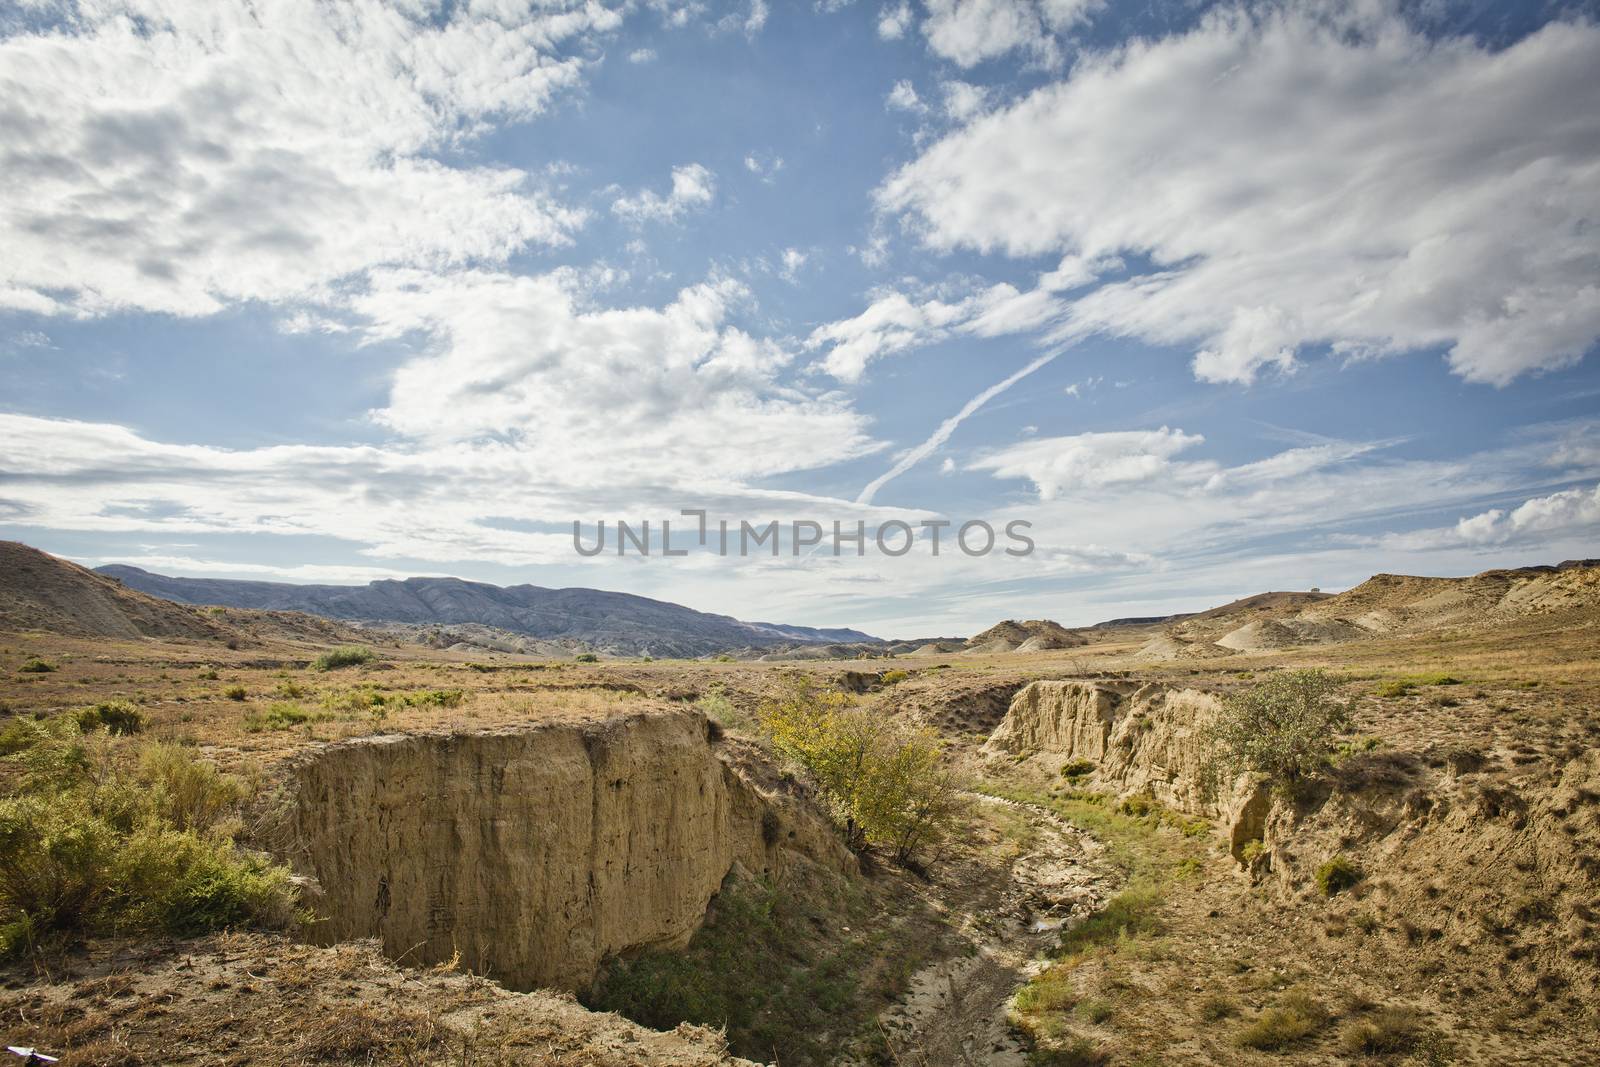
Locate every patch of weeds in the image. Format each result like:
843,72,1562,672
17,659,56,674
1028,1037,1109,1067
1075,997,1113,1024
1335,735,1384,760
400,688,465,709
274,680,309,699
1234,990,1327,1050
696,687,754,733
311,646,376,671
1340,1005,1423,1056
196,669,219,681
1199,995,1238,1021
223,685,248,701
1315,855,1363,896
880,669,909,685
587,871,909,1065
574,653,599,663
243,702,326,733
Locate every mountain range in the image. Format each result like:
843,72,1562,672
95,563,876,659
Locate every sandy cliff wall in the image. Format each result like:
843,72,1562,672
284,709,816,992
985,680,1271,856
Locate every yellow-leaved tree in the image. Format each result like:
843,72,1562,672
758,677,964,865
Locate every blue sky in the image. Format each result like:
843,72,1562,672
1,0,1597,635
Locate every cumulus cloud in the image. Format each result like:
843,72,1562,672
1377,483,1600,550
940,80,991,121
880,5,1600,386
920,0,1100,68
611,163,717,224
0,0,615,318
886,79,926,113
879,2,914,39
357,268,877,484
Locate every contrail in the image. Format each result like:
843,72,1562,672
856,350,1060,505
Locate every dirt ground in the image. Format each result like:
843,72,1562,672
2,586,1598,1065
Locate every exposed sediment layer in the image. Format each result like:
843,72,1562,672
285,709,814,992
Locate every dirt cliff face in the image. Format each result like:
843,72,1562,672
285,709,798,992
985,680,1270,856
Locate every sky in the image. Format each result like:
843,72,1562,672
1,0,1598,636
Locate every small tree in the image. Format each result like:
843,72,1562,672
1210,669,1351,793
758,678,965,864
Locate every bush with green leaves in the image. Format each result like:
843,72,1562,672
1315,855,1363,896
311,646,376,671
574,652,600,663
1209,669,1351,792
0,715,296,957
17,659,56,674
74,701,144,736
758,678,964,862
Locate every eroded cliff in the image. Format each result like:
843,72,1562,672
283,708,831,992
985,680,1271,856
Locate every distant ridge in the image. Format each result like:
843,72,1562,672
95,564,877,659
0,542,358,645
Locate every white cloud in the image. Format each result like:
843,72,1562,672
886,79,926,113
879,2,914,39
940,80,991,121
920,0,1099,69
0,0,616,318
1377,483,1600,550
806,275,1077,382
743,152,784,182
629,47,658,62
880,6,1600,386
611,163,717,224
358,268,877,485
779,248,808,282
969,427,1204,500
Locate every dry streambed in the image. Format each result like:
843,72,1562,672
867,794,1119,1067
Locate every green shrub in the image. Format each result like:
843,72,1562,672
574,653,600,663
223,685,248,701
312,646,376,671
138,742,244,833
1315,855,1363,896
1210,669,1351,790
880,669,909,685
0,717,295,957
1235,991,1327,1049
274,679,308,698
1060,759,1096,780
17,659,56,674
196,669,219,681
75,701,144,736
1200,995,1239,1021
